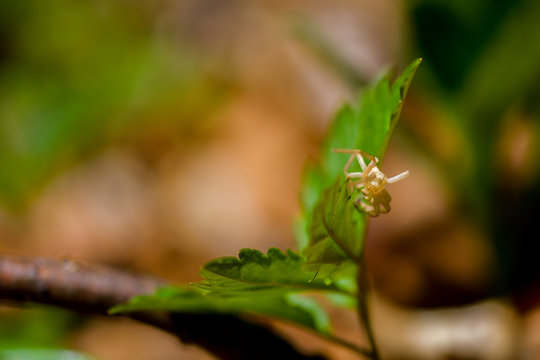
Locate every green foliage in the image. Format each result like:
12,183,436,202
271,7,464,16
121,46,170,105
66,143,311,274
0,307,80,349
111,248,337,334
196,248,344,294
300,60,421,226
111,287,331,334
303,178,364,278
112,60,420,341
115,247,342,329
0,0,227,211
0,307,89,360
299,60,421,279
409,0,540,292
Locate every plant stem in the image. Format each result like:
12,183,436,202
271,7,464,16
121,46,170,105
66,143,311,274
322,333,371,358
357,254,380,360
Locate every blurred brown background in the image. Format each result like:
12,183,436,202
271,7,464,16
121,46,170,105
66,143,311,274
1,0,540,359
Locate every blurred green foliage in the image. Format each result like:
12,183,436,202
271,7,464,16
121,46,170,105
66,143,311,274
0,307,85,357
0,0,228,211
408,0,540,294
0,307,77,347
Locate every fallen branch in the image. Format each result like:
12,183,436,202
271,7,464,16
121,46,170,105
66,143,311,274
0,256,325,360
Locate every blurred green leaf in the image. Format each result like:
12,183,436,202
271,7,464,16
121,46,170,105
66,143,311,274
0,307,80,349
0,0,227,211
284,293,331,334
459,0,540,123
410,0,518,91
110,286,331,334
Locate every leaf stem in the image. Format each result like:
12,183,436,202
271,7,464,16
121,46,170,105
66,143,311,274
321,333,372,358
357,254,380,359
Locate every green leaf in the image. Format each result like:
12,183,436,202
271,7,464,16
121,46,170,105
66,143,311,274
324,292,357,309
112,60,420,341
284,293,331,333
111,286,331,334
304,178,364,277
195,248,344,294
460,0,540,123
300,60,421,219
322,59,422,179
0,307,79,349
299,59,421,277
111,248,349,335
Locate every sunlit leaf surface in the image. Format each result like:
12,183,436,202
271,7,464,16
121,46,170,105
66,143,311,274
300,60,421,278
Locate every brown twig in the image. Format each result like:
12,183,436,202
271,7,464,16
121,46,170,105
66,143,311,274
0,256,326,360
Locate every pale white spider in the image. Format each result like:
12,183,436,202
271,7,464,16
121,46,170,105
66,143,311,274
332,149,409,217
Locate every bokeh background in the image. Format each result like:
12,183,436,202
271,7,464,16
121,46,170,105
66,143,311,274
1,0,540,359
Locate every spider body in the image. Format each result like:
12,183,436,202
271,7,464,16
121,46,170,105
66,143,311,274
333,149,409,217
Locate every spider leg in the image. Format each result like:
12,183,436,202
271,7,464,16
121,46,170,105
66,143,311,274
368,196,380,217
346,179,363,196
361,151,379,165
387,170,410,184
386,190,392,204
343,154,356,176
346,172,364,179
353,195,363,211
346,178,354,196
332,148,368,155
332,148,378,168
355,195,372,214
363,161,378,175
332,148,358,153
355,152,367,171
378,190,392,213
351,179,366,192
354,192,379,217
344,155,362,195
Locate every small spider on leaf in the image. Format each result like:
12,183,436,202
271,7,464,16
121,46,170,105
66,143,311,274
332,149,409,217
